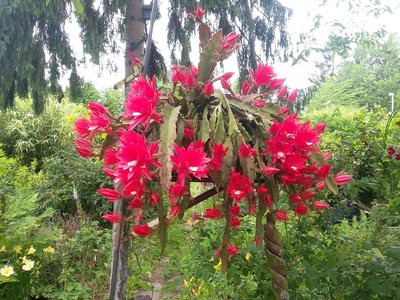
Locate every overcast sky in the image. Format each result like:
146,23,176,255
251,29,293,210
62,0,400,90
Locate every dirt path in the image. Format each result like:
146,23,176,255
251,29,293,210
133,257,168,300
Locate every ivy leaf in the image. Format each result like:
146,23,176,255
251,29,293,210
72,0,84,14
159,104,181,193
198,30,223,83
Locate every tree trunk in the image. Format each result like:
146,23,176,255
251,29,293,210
109,1,145,299
264,211,289,300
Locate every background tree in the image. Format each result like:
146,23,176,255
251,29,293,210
0,0,292,114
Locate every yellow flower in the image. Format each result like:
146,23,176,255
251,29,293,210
245,252,252,261
183,279,189,288
0,265,14,277
27,246,36,255
22,259,35,271
20,256,29,264
0,245,5,252
43,246,55,254
213,258,222,271
13,246,22,253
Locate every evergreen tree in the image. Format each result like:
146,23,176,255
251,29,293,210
0,0,291,114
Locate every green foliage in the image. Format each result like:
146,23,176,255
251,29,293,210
304,106,399,205
37,149,112,221
308,35,400,111
0,99,84,169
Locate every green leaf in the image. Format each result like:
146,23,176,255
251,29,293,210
325,175,338,194
372,248,385,259
45,0,51,6
198,23,212,50
215,110,226,143
199,108,210,142
72,0,84,14
159,104,181,193
198,30,223,83
157,198,168,255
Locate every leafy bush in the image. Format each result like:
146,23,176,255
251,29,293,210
37,149,112,221
0,99,85,169
304,106,399,205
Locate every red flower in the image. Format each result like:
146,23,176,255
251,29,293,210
102,213,123,223
256,185,269,194
104,148,118,166
300,189,316,200
287,90,297,104
275,210,289,221
227,171,253,202
230,205,241,216
263,166,280,176
269,78,285,90
278,86,287,99
312,200,329,211
223,33,240,50
249,63,275,87
238,143,256,158
289,193,302,203
88,102,109,115
316,180,326,190
123,76,162,129
241,80,250,95
220,72,234,90
229,217,241,228
188,4,205,21
74,117,91,138
294,204,308,215
97,188,121,202
184,128,194,139
133,224,152,238
170,205,181,216
387,146,396,157
209,143,228,170
317,164,331,179
149,193,160,206
334,171,352,186
75,144,93,158
252,99,266,108
227,244,238,256
129,199,143,209
171,142,211,183
203,81,214,96
314,122,327,134
204,207,222,219
279,106,289,115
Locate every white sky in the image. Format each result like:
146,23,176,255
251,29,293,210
62,0,400,90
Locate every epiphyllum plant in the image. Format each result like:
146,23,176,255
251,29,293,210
74,5,351,300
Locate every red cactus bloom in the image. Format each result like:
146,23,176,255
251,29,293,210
294,204,308,215
88,102,109,115
149,193,160,206
249,63,275,87
229,218,241,228
275,210,289,221
287,90,298,104
227,244,239,256
209,143,228,170
230,205,241,216
314,122,327,134
75,144,93,158
263,166,280,176
188,4,205,21
203,81,214,96
123,76,162,129
129,198,143,209
252,99,266,108
241,80,251,95
102,213,123,223
317,164,332,179
334,171,353,186
269,78,285,90
278,86,287,99
279,106,289,115
312,200,329,211
104,148,118,166
387,146,396,157
238,143,256,158
97,188,121,202
223,33,240,50
289,193,302,203
204,207,222,219
316,180,326,190
171,142,211,183
133,224,152,238
170,205,181,216
227,171,253,202
256,185,269,194
74,117,91,137
300,189,316,200
184,128,194,139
